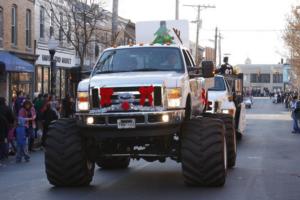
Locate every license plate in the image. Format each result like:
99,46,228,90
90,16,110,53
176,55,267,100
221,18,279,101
117,119,136,129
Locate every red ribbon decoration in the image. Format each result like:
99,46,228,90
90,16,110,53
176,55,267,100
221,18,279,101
139,86,154,106
121,101,130,111
201,88,208,105
100,88,114,107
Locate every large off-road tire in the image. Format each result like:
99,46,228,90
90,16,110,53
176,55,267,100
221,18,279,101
45,119,95,186
97,157,130,169
203,113,237,168
181,117,227,187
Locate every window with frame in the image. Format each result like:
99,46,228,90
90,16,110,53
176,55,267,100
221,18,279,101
50,10,54,37
59,12,63,42
26,9,31,48
0,7,3,47
67,16,71,43
11,5,17,45
40,6,45,38
250,73,270,83
273,73,283,83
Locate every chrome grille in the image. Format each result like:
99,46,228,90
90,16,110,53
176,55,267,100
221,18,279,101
91,86,162,109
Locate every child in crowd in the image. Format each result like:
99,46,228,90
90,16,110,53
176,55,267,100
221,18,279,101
15,117,30,163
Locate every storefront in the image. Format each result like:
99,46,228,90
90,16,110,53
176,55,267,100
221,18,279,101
0,51,34,102
35,48,76,100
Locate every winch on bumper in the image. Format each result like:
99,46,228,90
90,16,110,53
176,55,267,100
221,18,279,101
76,109,185,138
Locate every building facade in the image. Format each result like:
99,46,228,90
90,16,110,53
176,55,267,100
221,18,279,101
236,64,284,96
0,0,36,101
34,0,76,99
204,47,216,63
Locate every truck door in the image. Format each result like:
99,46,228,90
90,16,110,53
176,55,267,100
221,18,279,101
182,49,202,114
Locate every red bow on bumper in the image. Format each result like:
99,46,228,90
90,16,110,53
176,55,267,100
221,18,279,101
100,88,114,107
139,86,154,106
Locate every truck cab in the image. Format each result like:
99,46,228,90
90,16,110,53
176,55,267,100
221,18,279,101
76,44,213,134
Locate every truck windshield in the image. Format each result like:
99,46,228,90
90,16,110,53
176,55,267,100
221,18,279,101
92,47,184,75
208,76,226,91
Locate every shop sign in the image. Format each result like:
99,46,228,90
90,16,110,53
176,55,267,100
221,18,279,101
36,49,75,68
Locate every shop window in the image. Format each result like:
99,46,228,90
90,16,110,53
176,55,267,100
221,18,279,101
44,68,49,94
26,9,32,48
10,72,32,98
36,66,50,95
40,6,45,38
11,5,17,45
36,67,42,93
0,7,3,47
55,69,61,98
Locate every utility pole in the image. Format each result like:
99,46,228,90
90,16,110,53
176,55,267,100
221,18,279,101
214,27,218,65
184,4,215,65
112,0,119,46
175,0,179,20
218,32,223,66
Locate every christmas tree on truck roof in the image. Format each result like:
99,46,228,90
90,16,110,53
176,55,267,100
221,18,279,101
152,21,174,44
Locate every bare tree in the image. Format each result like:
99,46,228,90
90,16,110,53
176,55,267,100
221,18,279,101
45,0,108,78
283,7,300,91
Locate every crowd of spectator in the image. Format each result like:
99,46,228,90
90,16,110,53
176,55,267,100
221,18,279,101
0,91,75,165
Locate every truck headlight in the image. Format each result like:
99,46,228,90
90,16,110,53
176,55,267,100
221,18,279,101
77,92,89,111
167,88,181,108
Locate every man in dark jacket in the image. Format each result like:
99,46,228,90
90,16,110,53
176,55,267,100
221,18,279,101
0,97,15,160
42,103,58,146
216,57,233,75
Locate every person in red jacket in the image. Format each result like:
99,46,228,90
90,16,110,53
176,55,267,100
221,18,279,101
18,100,36,152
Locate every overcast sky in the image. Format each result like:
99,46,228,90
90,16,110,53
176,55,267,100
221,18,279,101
104,0,299,65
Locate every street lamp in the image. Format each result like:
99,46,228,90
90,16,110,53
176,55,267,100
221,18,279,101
48,36,59,96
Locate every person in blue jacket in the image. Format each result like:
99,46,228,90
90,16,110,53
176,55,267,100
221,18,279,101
15,117,30,162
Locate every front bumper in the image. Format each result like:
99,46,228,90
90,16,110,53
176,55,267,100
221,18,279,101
76,110,185,138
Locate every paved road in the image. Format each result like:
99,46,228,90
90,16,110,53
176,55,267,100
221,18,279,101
1,98,300,200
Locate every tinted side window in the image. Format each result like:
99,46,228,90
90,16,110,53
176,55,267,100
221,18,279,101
186,50,196,66
182,50,192,67
208,76,226,91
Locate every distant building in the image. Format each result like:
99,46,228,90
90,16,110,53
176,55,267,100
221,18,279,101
236,64,284,95
34,0,77,99
189,41,204,64
204,47,215,63
0,0,37,101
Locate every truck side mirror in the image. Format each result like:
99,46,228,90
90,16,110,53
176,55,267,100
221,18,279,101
201,61,214,78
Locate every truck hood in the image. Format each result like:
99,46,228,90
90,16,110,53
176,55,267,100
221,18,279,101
87,71,185,89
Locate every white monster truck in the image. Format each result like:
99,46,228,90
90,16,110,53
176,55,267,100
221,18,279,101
206,74,246,142
44,20,236,187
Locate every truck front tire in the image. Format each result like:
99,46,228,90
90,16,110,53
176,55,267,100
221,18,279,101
181,117,227,187
45,119,95,186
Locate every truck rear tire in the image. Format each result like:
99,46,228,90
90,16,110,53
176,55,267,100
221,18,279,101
97,157,130,169
203,113,237,168
181,117,227,187
45,119,95,186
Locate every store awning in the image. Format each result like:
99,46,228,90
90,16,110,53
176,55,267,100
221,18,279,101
0,51,34,72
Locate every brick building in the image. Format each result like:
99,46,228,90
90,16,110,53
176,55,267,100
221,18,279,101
0,0,37,101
